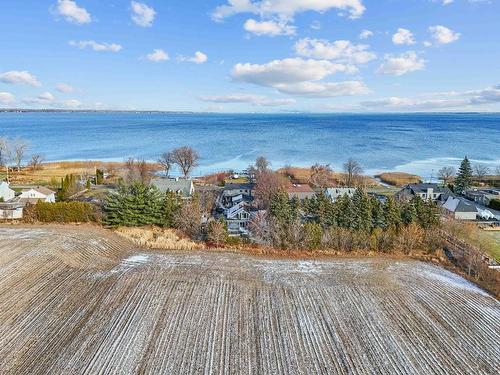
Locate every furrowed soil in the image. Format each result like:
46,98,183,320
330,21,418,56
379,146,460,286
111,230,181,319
0,226,499,374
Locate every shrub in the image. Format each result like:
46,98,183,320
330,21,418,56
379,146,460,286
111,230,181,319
25,201,97,223
489,199,500,210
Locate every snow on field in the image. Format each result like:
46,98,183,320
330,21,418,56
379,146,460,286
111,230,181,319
0,227,499,374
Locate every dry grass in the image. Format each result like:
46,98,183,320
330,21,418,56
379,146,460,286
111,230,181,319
278,166,380,187
115,226,205,251
375,172,422,186
9,161,160,185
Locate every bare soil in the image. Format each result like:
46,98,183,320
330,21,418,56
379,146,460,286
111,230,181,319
0,225,498,374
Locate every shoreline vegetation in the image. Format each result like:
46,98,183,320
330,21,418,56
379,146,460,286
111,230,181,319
1,140,499,297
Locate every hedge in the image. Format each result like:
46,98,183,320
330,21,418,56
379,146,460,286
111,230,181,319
489,199,500,210
24,201,98,223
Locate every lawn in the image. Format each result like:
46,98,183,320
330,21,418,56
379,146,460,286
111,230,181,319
482,230,500,261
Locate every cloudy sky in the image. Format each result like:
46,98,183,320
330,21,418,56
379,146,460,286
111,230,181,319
0,0,499,112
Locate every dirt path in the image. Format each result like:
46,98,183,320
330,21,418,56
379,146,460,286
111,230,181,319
0,226,499,374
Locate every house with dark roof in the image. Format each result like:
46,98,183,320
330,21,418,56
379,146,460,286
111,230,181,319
396,183,452,203
151,178,194,198
442,196,478,220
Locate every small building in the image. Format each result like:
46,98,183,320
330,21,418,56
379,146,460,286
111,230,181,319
287,184,316,200
0,202,24,220
464,189,500,206
225,202,253,235
19,186,56,204
442,196,478,221
325,187,356,202
396,183,452,202
151,178,194,198
0,182,15,202
223,183,254,198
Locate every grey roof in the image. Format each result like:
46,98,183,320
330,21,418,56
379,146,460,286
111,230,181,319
224,183,254,191
151,178,193,197
406,183,451,194
443,196,478,213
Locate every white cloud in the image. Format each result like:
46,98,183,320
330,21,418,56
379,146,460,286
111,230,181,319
61,99,83,109
294,38,376,64
231,58,367,97
56,83,74,93
131,1,156,27
359,29,373,39
428,25,460,45
310,21,321,30
199,94,296,106
53,0,91,25
179,51,208,64
359,84,500,111
23,92,56,105
377,51,426,76
146,49,169,62
69,40,123,52
244,19,296,36
392,28,416,45
0,92,15,105
212,0,366,21
0,71,41,87
273,81,369,97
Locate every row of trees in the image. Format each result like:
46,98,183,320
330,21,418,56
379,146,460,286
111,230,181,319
252,188,440,252
0,137,43,181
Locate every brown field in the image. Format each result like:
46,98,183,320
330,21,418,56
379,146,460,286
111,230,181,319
278,166,380,187
375,172,422,186
0,225,499,374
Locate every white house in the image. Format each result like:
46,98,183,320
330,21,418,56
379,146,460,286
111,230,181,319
0,182,15,202
19,186,56,204
442,196,478,221
325,187,356,202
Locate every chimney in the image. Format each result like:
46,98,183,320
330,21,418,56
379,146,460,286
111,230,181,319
426,187,433,200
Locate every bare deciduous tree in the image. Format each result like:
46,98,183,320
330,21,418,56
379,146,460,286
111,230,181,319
474,164,490,180
343,158,363,187
124,157,138,184
137,159,152,185
309,163,332,189
438,166,456,185
254,171,285,209
0,137,12,182
255,156,269,174
207,219,227,248
29,154,44,171
158,151,174,177
13,138,29,172
171,146,199,178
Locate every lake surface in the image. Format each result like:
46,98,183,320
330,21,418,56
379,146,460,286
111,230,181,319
0,112,499,178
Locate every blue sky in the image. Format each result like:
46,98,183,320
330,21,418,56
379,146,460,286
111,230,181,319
0,0,499,112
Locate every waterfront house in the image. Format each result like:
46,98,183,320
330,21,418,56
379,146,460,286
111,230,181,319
151,178,194,198
287,184,316,200
223,183,254,198
396,183,452,202
325,187,356,202
464,189,500,207
19,186,56,204
0,182,15,202
225,201,253,235
442,196,478,221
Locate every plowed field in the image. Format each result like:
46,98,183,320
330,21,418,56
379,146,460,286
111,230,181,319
0,226,498,374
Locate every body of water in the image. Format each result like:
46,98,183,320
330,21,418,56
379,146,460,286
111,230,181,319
0,112,499,178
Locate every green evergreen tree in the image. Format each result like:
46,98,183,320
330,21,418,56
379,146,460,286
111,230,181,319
351,188,372,232
336,194,355,229
401,201,417,225
370,197,385,229
383,197,401,230
162,191,181,227
269,191,298,225
104,182,164,226
455,156,473,193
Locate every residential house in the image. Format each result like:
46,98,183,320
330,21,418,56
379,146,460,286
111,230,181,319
217,183,256,236
223,183,254,198
225,201,254,235
396,183,452,202
151,178,194,198
0,202,24,220
442,196,478,221
287,184,316,200
325,187,356,202
464,189,500,207
19,186,56,204
0,182,15,202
